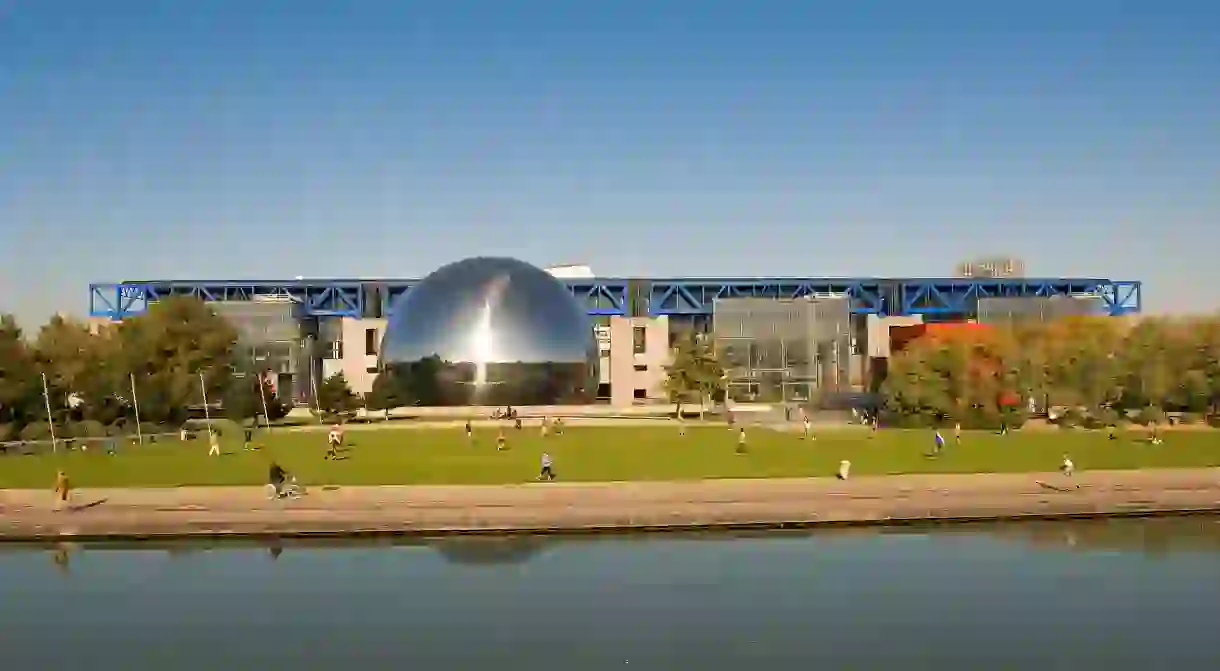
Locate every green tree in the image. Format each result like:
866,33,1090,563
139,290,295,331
115,296,239,424
315,372,359,416
662,331,725,416
0,315,38,432
365,370,405,418
32,315,129,425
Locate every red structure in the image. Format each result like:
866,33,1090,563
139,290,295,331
890,322,993,353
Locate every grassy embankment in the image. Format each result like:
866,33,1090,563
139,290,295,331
1,424,1218,489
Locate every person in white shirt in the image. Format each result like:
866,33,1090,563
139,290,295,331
326,424,342,460
207,430,220,456
1061,455,1074,477
736,427,747,454
838,459,851,480
803,417,812,440
538,452,555,481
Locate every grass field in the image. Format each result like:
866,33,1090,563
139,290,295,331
2,425,1219,489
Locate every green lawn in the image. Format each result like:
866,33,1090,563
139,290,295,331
2,425,1219,489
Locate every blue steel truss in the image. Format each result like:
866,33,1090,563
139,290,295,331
647,277,1141,317
88,277,1141,320
89,278,630,320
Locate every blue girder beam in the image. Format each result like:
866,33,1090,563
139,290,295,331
898,279,1141,317
88,277,1141,320
89,278,630,320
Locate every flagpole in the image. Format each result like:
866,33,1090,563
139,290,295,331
254,356,272,432
199,372,212,425
130,373,144,445
41,372,58,453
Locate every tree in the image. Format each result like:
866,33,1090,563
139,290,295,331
32,315,128,425
315,372,359,416
0,315,38,433
662,331,725,416
115,296,239,424
365,370,405,419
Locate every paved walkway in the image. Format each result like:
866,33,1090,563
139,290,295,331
2,469,1218,540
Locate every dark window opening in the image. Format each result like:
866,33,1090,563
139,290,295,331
365,328,378,356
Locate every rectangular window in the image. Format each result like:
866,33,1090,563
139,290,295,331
634,364,648,372
365,328,378,356
366,366,379,374
633,326,647,354
634,388,648,399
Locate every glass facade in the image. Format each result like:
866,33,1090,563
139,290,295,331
713,297,852,405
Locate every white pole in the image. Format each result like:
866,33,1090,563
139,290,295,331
199,372,212,425
130,373,144,445
41,372,58,453
254,359,272,432
309,362,323,423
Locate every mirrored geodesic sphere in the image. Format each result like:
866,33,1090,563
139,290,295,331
378,257,598,406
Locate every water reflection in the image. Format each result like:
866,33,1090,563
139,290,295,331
13,515,1220,570
3,517,1219,669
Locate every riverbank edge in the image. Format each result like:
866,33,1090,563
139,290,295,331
3,505,1220,544
4,469,1219,542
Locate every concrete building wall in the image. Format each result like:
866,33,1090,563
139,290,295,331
865,314,923,358
337,317,387,395
608,315,670,407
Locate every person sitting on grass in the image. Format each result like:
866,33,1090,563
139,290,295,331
268,461,287,498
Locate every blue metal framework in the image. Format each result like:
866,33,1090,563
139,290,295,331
88,277,1141,320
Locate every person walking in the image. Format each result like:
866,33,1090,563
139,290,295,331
207,429,221,456
538,452,556,481
736,427,747,454
802,416,813,440
326,424,342,459
837,459,851,480
243,425,254,451
954,422,962,445
465,420,473,442
53,470,71,510
1061,455,1075,477
933,429,946,456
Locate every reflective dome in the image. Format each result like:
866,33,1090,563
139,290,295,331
378,257,598,406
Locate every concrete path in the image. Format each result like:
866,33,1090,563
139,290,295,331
2,469,1219,540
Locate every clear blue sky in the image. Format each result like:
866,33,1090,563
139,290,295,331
2,0,1217,326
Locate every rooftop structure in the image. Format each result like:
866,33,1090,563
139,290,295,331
88,276,1142,321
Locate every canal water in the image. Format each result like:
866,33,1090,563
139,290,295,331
3,517,1220,669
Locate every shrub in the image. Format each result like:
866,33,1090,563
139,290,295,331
1055,408,1086,429
68,420,108,438
1132,406,1167,426
19,422,54,441
0,423,14,442
1178,412,1203,426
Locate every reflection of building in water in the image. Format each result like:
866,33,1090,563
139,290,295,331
988,518,1220,556
431,537,548,566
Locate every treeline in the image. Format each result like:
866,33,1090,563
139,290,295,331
0,297,290,442
879,316,1220,428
